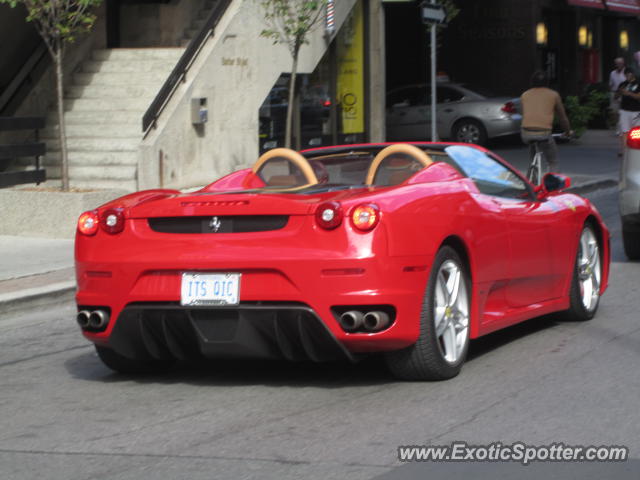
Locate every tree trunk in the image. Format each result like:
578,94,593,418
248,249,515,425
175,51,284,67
285,44,300,149
55,48,70,191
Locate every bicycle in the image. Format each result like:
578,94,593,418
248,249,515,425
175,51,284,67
526,132,572,185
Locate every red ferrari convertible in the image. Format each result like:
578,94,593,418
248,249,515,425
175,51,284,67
75,143,610,380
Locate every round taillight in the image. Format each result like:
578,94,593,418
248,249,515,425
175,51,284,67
315,202,343,230
77,210,99,236
100,208,125,234
351,203,380,231
627,127,640,149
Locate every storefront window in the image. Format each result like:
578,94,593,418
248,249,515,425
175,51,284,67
258,0,367,153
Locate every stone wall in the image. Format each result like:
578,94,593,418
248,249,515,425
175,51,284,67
119,0,202,47
138,0,359,190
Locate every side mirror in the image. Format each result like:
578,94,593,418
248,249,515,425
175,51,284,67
537,173,571,199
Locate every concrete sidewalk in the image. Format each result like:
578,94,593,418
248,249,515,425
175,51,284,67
0,130,621,317
0,236,75,316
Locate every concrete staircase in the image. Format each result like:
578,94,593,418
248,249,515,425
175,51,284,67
42,48,184,191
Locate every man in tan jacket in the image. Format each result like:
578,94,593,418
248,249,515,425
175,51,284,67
520,71,572,173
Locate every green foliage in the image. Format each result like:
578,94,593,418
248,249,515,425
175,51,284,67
564,90,610,137
259,0,327,148
260,0,327,57
0,0,101,52
430,0,459,50
442,0,459,25
1,0,102,191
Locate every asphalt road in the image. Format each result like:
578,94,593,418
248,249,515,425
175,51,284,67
1,188,638,480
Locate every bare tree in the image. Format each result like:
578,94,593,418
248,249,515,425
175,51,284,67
260,0,327,149
1,0,101,191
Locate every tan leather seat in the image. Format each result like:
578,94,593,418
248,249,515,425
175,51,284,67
252,148,318,187
388,170,413,185
366,144,433,185
266,175,298,187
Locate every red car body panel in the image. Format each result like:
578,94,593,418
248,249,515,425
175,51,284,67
75,143,610,361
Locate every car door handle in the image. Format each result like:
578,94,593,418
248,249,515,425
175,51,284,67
444,108,454,113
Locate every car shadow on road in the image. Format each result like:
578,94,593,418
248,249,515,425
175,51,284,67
64,314,565,387
466,313,560,362
63,350,399,388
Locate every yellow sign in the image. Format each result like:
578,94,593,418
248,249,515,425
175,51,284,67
337,1,364,134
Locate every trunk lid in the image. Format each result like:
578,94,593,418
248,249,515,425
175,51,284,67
127,189,369,219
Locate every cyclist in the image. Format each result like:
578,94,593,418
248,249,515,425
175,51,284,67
520,70,572,174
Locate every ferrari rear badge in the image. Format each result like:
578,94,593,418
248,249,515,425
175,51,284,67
209,216,222,232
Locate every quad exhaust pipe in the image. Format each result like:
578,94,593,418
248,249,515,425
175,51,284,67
339,311,364,332
77,309,110,330
338,310,392,333
362,311,390,332
76,310,91,328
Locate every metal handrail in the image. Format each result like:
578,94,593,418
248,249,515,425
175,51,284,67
142,0,232,134
0,43,48,115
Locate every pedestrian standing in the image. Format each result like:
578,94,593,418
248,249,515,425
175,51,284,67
616,67,640,155
609,57,626,132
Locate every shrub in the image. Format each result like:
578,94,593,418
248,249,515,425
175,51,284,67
564,89,610,137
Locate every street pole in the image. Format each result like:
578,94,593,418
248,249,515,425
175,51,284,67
430,0,438,142
421,0,444,142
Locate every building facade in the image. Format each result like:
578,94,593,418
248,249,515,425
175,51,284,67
385,0,640,97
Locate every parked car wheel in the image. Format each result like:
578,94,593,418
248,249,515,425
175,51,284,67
95,345,174,374
564,224,602,321
622,220,640,260
385,246,470,380
453,119,488,146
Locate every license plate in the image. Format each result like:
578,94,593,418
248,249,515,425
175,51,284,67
180,273,240,306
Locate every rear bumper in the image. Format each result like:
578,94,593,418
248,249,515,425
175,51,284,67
484,115,521,139
620,148,640,217
108,303,356,363
76,221,432,359
620,189,640,218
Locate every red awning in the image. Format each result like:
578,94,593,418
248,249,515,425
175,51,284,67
567,0,605,8
568,0,640,12
606,0,640,13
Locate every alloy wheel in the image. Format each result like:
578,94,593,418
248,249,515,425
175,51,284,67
456,123,480,143
433,259,469,364
577,227,601,313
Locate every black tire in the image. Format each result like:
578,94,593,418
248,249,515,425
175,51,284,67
453,119,488,146
385,246,471,381
563,224,602,321
622,220,640,260
95,345,174,374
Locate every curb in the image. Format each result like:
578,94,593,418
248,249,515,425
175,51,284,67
567,179,618,196
0,281,76,317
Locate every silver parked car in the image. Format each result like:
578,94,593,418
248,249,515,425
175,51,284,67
621,126,640,259
386,83,522,146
